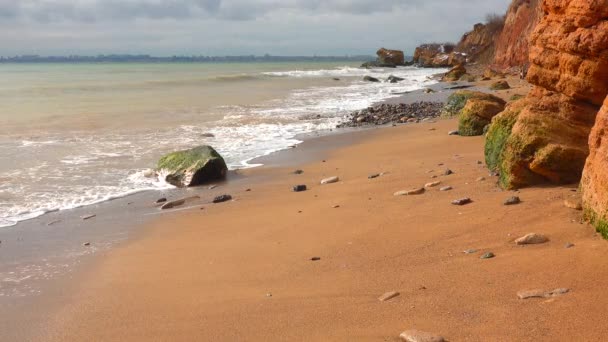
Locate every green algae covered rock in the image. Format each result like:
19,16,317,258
484,101,524,182
441,90,505,118
458,98,506,136
442,64,466,82
157,145,227,187
490,80,511,90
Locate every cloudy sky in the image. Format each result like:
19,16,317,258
0,0,511,56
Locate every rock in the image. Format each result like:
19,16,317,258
332,78,340,81
425,181,441,188
157,145,228,188
388,75,405,83
458,96,507,136
293,185,307,192
378,291,400,302
377,48,405,66
490,80,511,90
565,242,575,249
394,188,425,196
515,233,549,245
332,205,340,209
448,130,459,136
363,76,380,83
161,196,201,210
201,133,215,138
208,184,218,190
442,64,466,82
444,169,454,176
213,194,232,203
480,252,495,259
156,198,168,204
504,196,521,205
399,329,445,342
81,214,96,220
293,169,304,175
413,43,458,67
424,88,435,94
143,169,156,178
310,257,321,261
337,102,444,128
463,249,478,254
564,199,583,211
440,186,453,192
368,173,380,179
83,242,91,247
452,198,472,206
320,176,340,185
518,288,570,300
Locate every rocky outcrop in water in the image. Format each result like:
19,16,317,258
485,0,608,189
413,44,465,67
157,145,228,187
338,102,444,128
377,48,405,66
493,0,543,70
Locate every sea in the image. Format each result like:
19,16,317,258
0,61,443,228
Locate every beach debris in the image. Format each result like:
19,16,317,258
378,291,400,302
565,242,575,249
399,329,445,342
504,196,521,205
515,233,549,245
81,214,96,220
476,177,486,182
448,130,460,136
213,194,232,203
310,257,321,261
444,169,454,175
464,249,478,254
83,242,91,247
439,186,453,192
452,198,472,206
564,199,582,210
480,252,495,259
293,185,307,192
160,196,201,210
368,173,381,179
394,188,425,196
517,288,569,300
425,181,441,188
321,176,340,185
156,198,168,204
293,169,304,175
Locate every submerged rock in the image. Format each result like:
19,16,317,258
363,76,380,83
157,145,227,188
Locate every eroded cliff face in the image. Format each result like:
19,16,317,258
485,0,608,189
493,0,543,70
412,44,460,67
456,23,500,64
582,96,608,237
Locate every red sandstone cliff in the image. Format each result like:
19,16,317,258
493,0,543,70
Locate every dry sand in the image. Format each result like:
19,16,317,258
38,113,608,341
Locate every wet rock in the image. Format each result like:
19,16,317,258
161,196,201,210
157,145,227,188
388,75,405,83
394,188,425,196
156,198,168,204
448,130,460,136
293,185,307,192
81,214,96,220
321,176,340,185
440,186,453,192
480,252,495,259
208,184,218,190
201,133,215,138
399,329,445,342
518,288,569,300
213,194,232,203
504,196,521,205
425,181,441,188
338,102,444,128
515,233,549,245
452,198,472,206
364,76,380,83
143,169,157,178
378,291,400,302
564,199,582,211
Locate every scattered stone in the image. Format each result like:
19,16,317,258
452,198,472,206
156,198,168,204
368,173,381,179
161,196,200,210
444,169,454,176
425,181,441,188
515,233,549,245
332,78,340,81
378,291,400,302
83,242,91,247
246,188,252,192
399,329,445,342
333,205,340,209
504,196,521,205
293,169,304,175
564,199,582,210
565,242,575,249
266,292,273,297
476,177,486,182
518,288,570,300
310,257,321,261
143,169,156,178
448,130,460,136
337,102,444,128
81,214,96,220
213,194,232,203
321,176,340,185
394,188,426,196
388,75,405,83
201,133,215,138
477,160,483,165
463,249,478,254
490,80,511,90
439,186,453,191
480,252,495,259
293,185,307,192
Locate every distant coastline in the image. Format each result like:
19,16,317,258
0,54,377,64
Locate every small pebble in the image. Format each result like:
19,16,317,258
246,188,252,192
564,199,582,210
440,186,453,192
81,214,96,220
448,130,459,136
400,330,445,342
565,242,575,249
321,176,340,185
480,252,495,259
266,293,273,297
311,257,321,261
293,169,304,175
504,196,521,205
444,169,454,176
463,249,478,254
83,242,91,247
452,198,472,206
394,188,425,196
476,177,486,182
208,185,218,190
213,194,232,203
156,198,167,204
368,173,380,179
378,291,400,302
333,205,340,209
425,181,441,188
515,233,549,245
293,185,307,192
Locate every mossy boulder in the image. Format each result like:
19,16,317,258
441,90,506,118
490,80,511,90
458,98,506,136
442,64,466,82
484,100,526,181
510,94,525,101
157,145,228,188
460,74,477,82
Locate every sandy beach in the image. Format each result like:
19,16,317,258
32,77,608,340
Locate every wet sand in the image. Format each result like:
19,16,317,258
36,102,608,340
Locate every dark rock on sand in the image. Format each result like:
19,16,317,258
504,196,521,205
448,130,459,136
213,194,232,203
161,196,201,210
363,76,380,83
310,257,321,261
368,173,380,179
480,252,495,259
452,198,472,206
293,169,304,175
444,169,454,176
156,198,168,204
338,102,443,128
157,145,227,188
293,185,307,192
